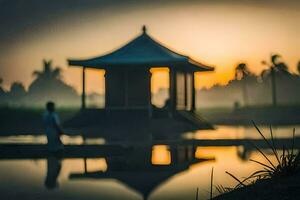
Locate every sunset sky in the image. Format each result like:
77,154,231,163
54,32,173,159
0,0,299,94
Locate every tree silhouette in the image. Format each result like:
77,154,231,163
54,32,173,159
32,60,62,80
262,54,282,107
271,54,280,65
273,54,291,74
234,63,251,80
10,82,26,97
235,63,250,106
28,59,79,107
298,61,300,75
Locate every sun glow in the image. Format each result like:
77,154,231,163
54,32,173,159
1,3,299,94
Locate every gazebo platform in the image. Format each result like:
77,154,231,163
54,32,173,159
63,108,213,139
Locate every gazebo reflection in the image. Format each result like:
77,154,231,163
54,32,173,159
69,144,214,200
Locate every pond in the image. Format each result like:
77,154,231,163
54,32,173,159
0,125,299,200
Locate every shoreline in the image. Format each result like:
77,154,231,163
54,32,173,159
200,106,300,126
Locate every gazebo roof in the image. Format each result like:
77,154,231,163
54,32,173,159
68,26,214,72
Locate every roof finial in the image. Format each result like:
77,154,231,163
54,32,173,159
142,25,147,34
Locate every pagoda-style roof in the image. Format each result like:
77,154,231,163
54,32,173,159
68,26,214,72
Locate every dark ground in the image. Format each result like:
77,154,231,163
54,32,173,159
0,106,78,135
214,171,300,200
0,106,211,139
2,106,300,136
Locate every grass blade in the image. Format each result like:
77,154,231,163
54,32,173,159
225,171,246,188
269,125,280,164
252,121,279,166
249,159,274,171
249,140,276,170
195,187,199,200
210,167,214,200
238,169,270,185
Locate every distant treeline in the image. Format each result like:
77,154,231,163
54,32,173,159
1,55,300,109
197,54,300,108
0,60,103,108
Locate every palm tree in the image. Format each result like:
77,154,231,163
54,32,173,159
262,54,280,107
28,59,79,107
271,54,280,66
235,63,250,106
234,63,250,80
32,60,62,80
273,54,291,74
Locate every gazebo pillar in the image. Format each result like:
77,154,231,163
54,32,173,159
84,158,87,173
81,67,86,109
184,72,188,110
191,72,196,111
148,71,153,118
169,69,177,116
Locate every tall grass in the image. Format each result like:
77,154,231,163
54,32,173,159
225,121,300,189
248,122,299,180
210,167,214,200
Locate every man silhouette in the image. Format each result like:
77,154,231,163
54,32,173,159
43,101,64,152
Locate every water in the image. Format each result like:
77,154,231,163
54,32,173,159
0,135,105,145
184,125,300,140
0,125,299,200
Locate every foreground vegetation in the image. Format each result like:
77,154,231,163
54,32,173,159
213,122,300,199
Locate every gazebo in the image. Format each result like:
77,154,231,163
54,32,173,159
69,26,213,112
66,26,214,135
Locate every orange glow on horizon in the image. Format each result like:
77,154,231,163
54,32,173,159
1,3,299,93
150,67,170,93
85,68,105,94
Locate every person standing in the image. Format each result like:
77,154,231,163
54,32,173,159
43,101,64,152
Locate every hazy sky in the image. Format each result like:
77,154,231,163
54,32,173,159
0,0,300,94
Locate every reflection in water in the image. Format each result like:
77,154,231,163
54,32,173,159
0,125,298,199
196,145,252,161
44,155,62,189
151,145,171,165
183,125,300,140
69,144,210,200
0,145,283,200
236,145,252,160
195,146,217,160
0,135,105,145
83,158,108,172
